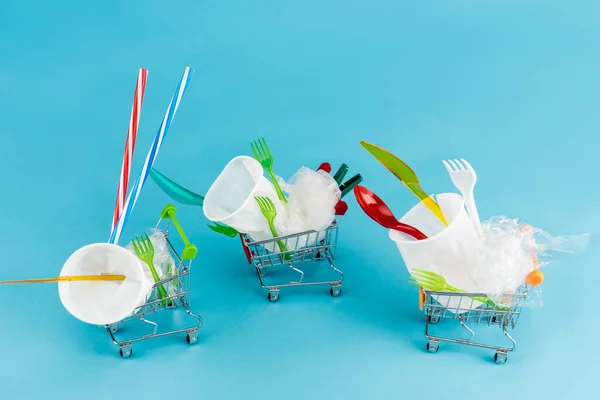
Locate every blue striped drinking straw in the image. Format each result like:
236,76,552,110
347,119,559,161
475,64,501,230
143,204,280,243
109,66,194,245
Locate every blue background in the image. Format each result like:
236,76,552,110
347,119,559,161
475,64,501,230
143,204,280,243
1,0,598,398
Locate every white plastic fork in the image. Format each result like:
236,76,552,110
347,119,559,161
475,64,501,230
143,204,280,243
442,158,483,236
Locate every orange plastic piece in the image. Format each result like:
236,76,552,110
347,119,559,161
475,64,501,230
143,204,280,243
524,252,544,286
519,225,544,287
525,270,544,286
419,286,426,310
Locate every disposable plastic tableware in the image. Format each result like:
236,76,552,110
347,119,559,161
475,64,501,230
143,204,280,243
317,162,332,173
203,156,288,243
442,159,482,235
409,269,463,292
353,185,428,240
388,192,483,312
107,205,203,357
254,196,289,257
132,234,169,305
1,274,126,284
360,140,448,226
207,222,239,238
409,269,495,307
334,201,348,216
339,174,363,198
332,163,349,185
251,138,287,204
109,66,194,246
58,243,155,325
150,168,205,206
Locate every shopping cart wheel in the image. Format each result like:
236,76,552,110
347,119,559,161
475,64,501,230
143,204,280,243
186,331,198,345
494,352,507,364
330,285,342,297
119,345,132,359
426,341,439,353
268,291,280,302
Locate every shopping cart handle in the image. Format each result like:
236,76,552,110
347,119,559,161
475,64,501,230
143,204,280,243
160,204,198,261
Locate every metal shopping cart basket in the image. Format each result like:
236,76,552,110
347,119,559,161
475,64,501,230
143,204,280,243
420,285,529,364
106,205,203,358
241,220,343,302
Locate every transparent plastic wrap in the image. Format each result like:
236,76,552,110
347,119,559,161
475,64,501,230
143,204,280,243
278,166,341,234
125,228,179,299
471,216,589,307
204,158,341,252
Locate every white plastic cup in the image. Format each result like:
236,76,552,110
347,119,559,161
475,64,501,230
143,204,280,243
389,193,483,312
58,243,155,325
203,156,288,248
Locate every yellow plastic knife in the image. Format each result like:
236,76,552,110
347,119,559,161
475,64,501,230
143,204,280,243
360,140,448,226
1,274,126,284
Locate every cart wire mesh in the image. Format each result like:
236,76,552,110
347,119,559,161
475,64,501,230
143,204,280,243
422,285,529,364
105,211,202,358
242,221,343,301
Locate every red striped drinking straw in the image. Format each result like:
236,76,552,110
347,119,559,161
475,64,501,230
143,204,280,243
110,68,148,236
109,66,194,245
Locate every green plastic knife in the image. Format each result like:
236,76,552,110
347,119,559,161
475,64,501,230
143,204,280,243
360,140,448,226
150,168,205,206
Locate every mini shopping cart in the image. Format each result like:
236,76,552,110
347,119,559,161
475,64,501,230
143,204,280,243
241,220,343,302
421,285,529,364
106,205,203,358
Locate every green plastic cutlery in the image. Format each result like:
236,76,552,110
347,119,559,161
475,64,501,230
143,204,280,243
408,269,496,307
339,173,363,198
150,168,205,206
132,234,169,306
333,163,349,185
360,140,448,226
254,196,290,259
207,222,239,238
251,138,287,204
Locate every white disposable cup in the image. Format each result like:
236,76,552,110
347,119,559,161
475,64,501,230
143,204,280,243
203,156,288,251
58,243,155,325
389,193,483,312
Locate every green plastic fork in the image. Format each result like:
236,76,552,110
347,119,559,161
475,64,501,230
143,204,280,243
254,196,291,260
207,222,239,238
251,138,287,204
132,234,169,306
409,269,496,307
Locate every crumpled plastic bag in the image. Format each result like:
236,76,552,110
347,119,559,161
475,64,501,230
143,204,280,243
470,216,589,307
125,229,179,300
277,166,341,234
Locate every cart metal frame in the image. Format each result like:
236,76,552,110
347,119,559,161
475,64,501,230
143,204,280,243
241,221,343,302
106,205,202,358
422,285,529,364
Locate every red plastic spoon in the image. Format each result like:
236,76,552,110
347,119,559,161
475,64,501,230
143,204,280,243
353,185,428,240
